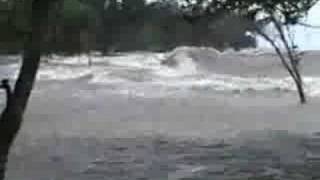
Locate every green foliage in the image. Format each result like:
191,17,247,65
0,0,10,30
12,0,32,32
0,0,32,44
61,0,91,28
2,0,318,54
181,0,319,25
0,0,32,32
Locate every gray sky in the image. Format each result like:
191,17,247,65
294,2,320,50
259,2,320,50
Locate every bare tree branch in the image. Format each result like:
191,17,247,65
297,22,320,29
254,25,298,82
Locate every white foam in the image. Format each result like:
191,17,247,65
47,53,123,66
90,70,129,84
47,54,95,65
169,46,221,55
157,46,220,77
221,48,276,56
0,63,20,80
303,77,320,97
37,66,93,81
106,53,163,70
2,48,320,98
154,60,198,77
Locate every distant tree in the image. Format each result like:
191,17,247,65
226,0,318,104
253,15,307,104
0,1,58,179
179,0,257,49
182,0,319,103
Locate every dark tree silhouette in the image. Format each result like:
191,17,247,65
254,17,307,104
0,1,57,179
182,0,318,104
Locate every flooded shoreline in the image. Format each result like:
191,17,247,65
2,47,320,179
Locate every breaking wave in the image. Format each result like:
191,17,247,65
1,47,320,98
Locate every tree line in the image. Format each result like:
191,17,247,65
0,0,257,54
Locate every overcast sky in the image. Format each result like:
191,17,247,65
294,2,320,50
259,2,320,50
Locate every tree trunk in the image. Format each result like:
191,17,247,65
294,75,307,104
0,148,8,180
297,83,306,104
254,21,307,104
0,1,53,179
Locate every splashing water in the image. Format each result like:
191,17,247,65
1,47,320,98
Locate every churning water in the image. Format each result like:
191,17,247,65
1,46,320,98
